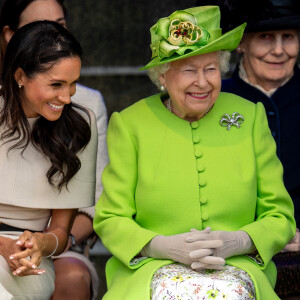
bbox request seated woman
[0,21,97,300]
[0,1,109,296]
[93,6,295,300]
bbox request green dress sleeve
[93,112,157,268]
[241,102,296,268]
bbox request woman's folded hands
[187,228,255,270]
[141,227,255,271]
[8,231,46,276]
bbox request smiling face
[240,30,300,91]
[15,56,81,121]
[159,52,221,122]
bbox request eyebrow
[46,71,80,83]
[56,17,66,23]
[49,78,79,84]
[181,62,218,68]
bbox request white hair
[147,50,231,90]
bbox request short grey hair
[147,50,231,90]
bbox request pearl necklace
[165,98,213,120]
[166,98,172,112]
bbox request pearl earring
[160,85,165,91]
[18,83,22,88]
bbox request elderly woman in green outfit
[94,6,295,300]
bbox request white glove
[187,229,255,260]
[282,228,300,252]
[141,227,225,269]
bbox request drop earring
[160,85,165,91]
[18,83,22,88]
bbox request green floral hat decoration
[141,6,246,70]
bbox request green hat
[141,6,246,70]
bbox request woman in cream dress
[0,21,97,300]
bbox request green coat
[94,92,295,299]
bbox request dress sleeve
[240,102,296,268]
[79,93,109,218]
[92,92,109,202]
[93,112,157,268]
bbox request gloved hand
[141,227,225,269]
[282,228,300,252]
[190,251,225,271]
[187,229,255,260]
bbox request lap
[0,255,55,300]
[151,264,256,300]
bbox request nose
[58,86,73,104]
[194,71,208,88]
[58,93,71,104]
[271,36,284,55]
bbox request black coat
[222,65,300,225]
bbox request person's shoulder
[72,83,106,112]
[219,91,256,108]
[221,65,245,94]
[218,92,258,120]
[73,104,96,124]
[222,77,235,86]
[74,83,103,100]
[109,94,160,130]
[119,93,159,117]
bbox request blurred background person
[195,0,300,298]
[0,20,97,299]
[0,0,109,299]
[94,6,295,300]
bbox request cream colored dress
[0,110,97,299]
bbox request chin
[43,113,62,122]
[267,74,289,84]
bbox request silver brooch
[220,113,244,130]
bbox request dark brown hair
[0,20,91,191]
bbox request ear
[3,25,15,44]
[236,45,242,53]
[238,34,250,53]
[235,40,246,53]
[14,68,26,86]
[159,73,166,88]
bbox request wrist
[238,231,255,254]
[44,232,59,257]
[141,235,164,258]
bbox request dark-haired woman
[0,20,97,300]
[0,1,109,299]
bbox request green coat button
[202,213,208,221]
[200,196,207,204]
[194,147,202,157]
[193,136,200,143]
[197,161,205,172]
[198,178,206,186]
[190,121,199,129]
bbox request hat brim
[245,15,300,32]
[141,22,246,70]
